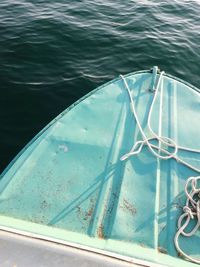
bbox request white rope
[174,176,200,264]
[120,72,179,161]
[119,73,200,172]
[119,72,200,263]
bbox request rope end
[120,154,128,161]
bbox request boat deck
[0,70,200,266]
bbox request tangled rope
[174,176,200,263]
[120,70,200,263]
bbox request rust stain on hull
[122,199,136,215]
[98,223,105,239]
[158,246,168,254]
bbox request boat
[0,66,200,266]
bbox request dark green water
[0,0,200,172]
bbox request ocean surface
[0,0,200,172]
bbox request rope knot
[183,206,194,219]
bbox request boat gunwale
[0,223,169,267]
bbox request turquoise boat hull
[0,68,200,266]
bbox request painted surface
[0,70,199,266]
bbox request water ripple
[0,0,200,171]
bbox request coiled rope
[120,71,200,263]
[174,176,200,264]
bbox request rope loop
[119,73,200,172]
[119,71,200,263]
[183,206,194,219]
[175,176,200,263]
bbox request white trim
[0,226,166,267]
